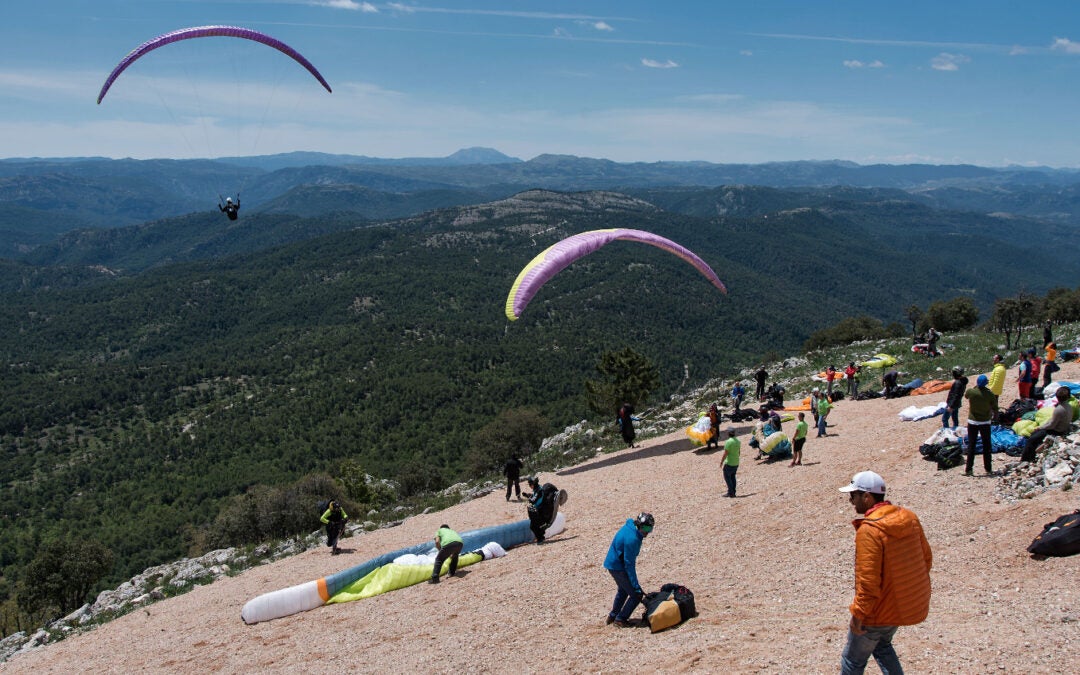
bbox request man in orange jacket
[838,471,932,675]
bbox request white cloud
[641,58,679,69]
[1050,37,1080,54]
[311,0,377,10]
[387,2,416,13]
[930,53,969,71]
[739,50,753,56]
[553,27,571,38]
[843,59,885,69]
[1009,45,1027,56]
[592,21,614,32]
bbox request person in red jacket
[838,471,932,675]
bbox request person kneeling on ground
[603,512,653,627]
[320,500,349,555]
[430,524,464,584]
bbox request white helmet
[226,197,233,204]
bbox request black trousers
[326,521,344,548]
[966,423,994,473]
[723,464,738,497]
[432,541,463,580]
[529,509,553,541]
[1022,428,1062,463]
[505,476,520,500]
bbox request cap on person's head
[977,374,989,387]
[812,387,819,393]
[838,471,886,495]
[726,426,736,436]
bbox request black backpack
[1027,510,1080,558]
[317,499,331,514]
[660,583,697,619]
[999,398,1037,426]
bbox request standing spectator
[964,375,999,476]
[790,412,808,467]
[987,354,1007,405]
[603,512,654,627]
[882,370,900,399]
[754,366,768,401]
[926,327,941,357]
[616,403,638,448]
[816,392,832,437]
[942,367,968,430]
[429,524,464,584]
[826,365,838,397]
[503,455,524,502]
[811,388,821,426]
[319,500,349,555]
[731,381,746,415]
[1043,342,1059,387]
[838,471,932,675]
[1029,349,1042,397]
[720,427,740,498]
[1021,387,1074,462]
[1044,320,1053,348]
[1017,351,1033,400]
[845,362,860,400]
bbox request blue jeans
[817,415,828,436]
[607,568,642,622]
[941,406,958,428]
[840,625,902,675]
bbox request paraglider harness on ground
[998,398,1038,426]
[729,408,758,422]
[642,583,696,632]
[1027,510,1080,558]
[764,383,786,410]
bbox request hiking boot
[964,470,974,476]
[613,619,638,628]
[605,615,616,625]
[428,577,439,584]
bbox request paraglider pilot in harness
[219,194,240,220]
[320,500,349,555]
[524,476,559,544]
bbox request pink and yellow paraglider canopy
[504,228,727,321]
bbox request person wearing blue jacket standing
[603,512,654,627]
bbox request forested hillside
[1,187,1079,606]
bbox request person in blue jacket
[603,512,654,627]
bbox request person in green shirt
[816,393,833,437]
[720,427,740,498]
[964,375,999,476]
[430,524,464,584]
[791,412,809,466]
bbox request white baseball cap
[838,471,886,494]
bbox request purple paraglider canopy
[97,25,332,104]
[505,228,727,321]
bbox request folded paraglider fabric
[898,402,946,422]
[909,380,952,396]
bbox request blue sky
[5,1,1080,165]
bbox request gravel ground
[4,363,1079,674]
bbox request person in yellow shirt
[987,354,1007,405]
